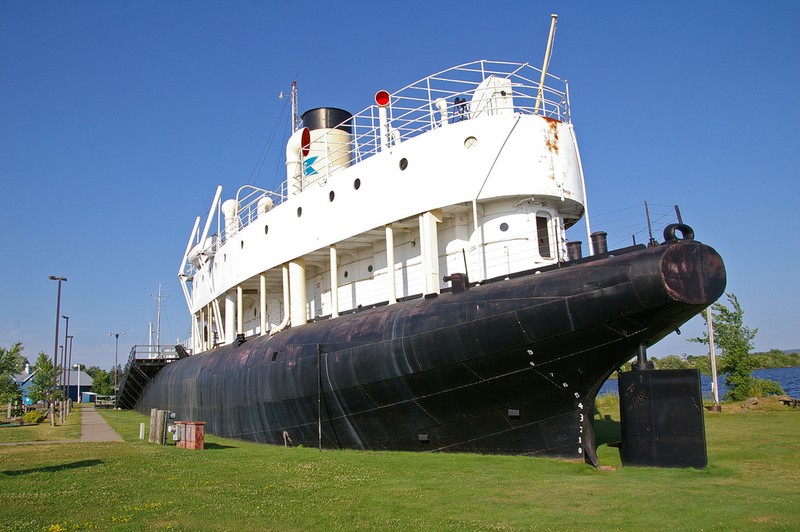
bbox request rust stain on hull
[543,116,560,155]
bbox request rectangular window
[536,216,551,258]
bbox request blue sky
[2,1,798,369]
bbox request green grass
[0,407,81,443]
[1,400,798,531]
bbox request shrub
[749,378,785,397]
[23,409,46,424]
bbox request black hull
[135,238,725,464]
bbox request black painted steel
[133,238,725,464]
[618,369,707,468]
[301,107,353,133]
[590,231,608,255]
[566,241,582,261]
[116,358,170,410]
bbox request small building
[65,369,93,402]
[13,363,36,405]
[81,391,98,403]
[12,365,94,404]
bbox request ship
[120,40,726,465]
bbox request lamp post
[48,275,67,427]
[67,336,74,371]
[707,307,721,411]
[53,345,64,425]
[73,364,82,403]
[66,335,73,414]
[109,330,125,398]
[61,315,69,423]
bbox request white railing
[214,184,287,245]
[190,60,570,261]
[235,185,286,231]
[127,344,181,361]
[334,59,570,168]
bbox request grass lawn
[0,407,81,444]
[1,399,798,530]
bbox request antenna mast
[291,81,299,133]
[151,283,170,353]
[534,14,558,114]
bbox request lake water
[598,366,800,399]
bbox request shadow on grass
[593,414,621,447]
[3,459,104,476]
[161,442,237,450]
[199,442,237,450]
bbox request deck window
[536,215,552,258]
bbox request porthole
[367,265,373,273]
[297,207,303,217]
[344,271,349,278]
[264,225,269,235]
[399,158,408,171]
[464,136,478,149]
[500,222,509,232]
[353,178,361,190]
[329,190,335,202]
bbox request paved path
[80,404,124,442]
[0,404,123,446]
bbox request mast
[280,80,300,133]
[291,80,299,133]
[534,14,558,114]
[151,283,169,354]
[156,284,162,351]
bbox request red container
[175,421,206,450]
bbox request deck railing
[291,60,569,193]
[197,60,570,260]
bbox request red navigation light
[375,90,390,107]
[300,127,311,157]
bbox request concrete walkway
[0,404,123,446]
[80,404,124,442]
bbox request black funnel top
[302,107,352,134]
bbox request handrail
[181,60,571,277]
[303,59,569,187]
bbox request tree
[0,342,25,404]
[28,352,59,404]
[653,355,690,370]
[691,293,783,400]
[685,354,711,375]
[85,366,112,396]
[752,349,800,368]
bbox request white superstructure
[178,60,587,354]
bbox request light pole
[109,330,125,398]
[48,275,67,427]
[61,315,69,423]
[58,346,63,424]
[66,335,74,414]
[73,364,82,403]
